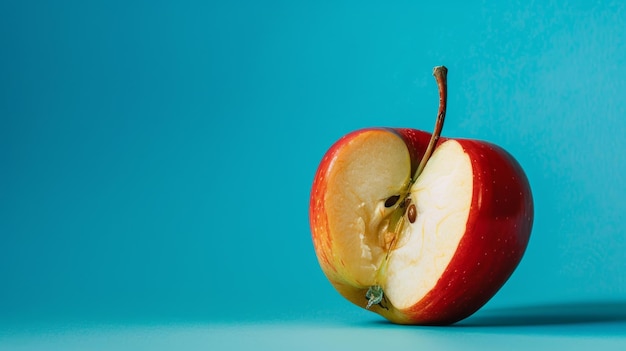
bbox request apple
[309,66,533,325]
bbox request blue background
[1,1,625,349]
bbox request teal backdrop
[1,1,625,349]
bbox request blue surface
[1,1,626,349]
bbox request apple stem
[413,66,448,181]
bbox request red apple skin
[310,128,533,325]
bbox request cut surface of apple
[319,128,472,310]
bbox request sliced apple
[310,66,533,325]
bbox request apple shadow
[458,300,626,327]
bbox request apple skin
[309,127,533,325]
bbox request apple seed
[384,195,401,208]
[408,204,417,223]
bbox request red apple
[309,66,533,325]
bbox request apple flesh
[309,127,533,325]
